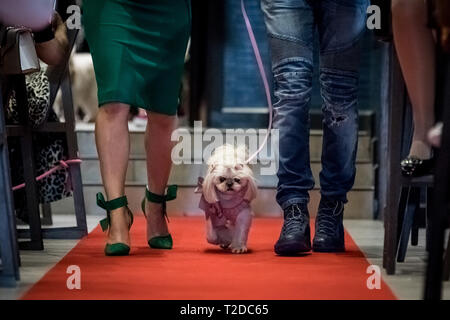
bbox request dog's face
[211,163,249,194]
[203,145,257,203]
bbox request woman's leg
[392,0,436,159]
[95,103,131,246]
[145,111,177,240]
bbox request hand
[35,12,69,65]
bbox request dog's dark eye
[234,178,241,184]
[219,177,226,183]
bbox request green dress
[82,0,191,115]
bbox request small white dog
[196,144,257,253]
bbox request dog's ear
[203,172,219,203]
[244,176,258,202]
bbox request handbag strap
[1,28,24,58]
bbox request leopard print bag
[6,68,73,222]
[7,68,51,127]
[35,138,73,203]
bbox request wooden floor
[1,216,449,300]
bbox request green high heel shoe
[141,185,177,249]
[97,193,134,256]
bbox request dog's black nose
[226,182,233,188]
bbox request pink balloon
[0,0,55,31]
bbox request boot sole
[274,241,311,256]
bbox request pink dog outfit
[196,177,250,228]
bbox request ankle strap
[145,185,177,203]
[143,185,177,223]
[96,193,128,211]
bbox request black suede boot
[274,203,311,255]
[313,198,345,252]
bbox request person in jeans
[261,0,369,255]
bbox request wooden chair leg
[397,187,420,262]
[443,233,450,281]
[425,188,447,299]
[425,187,434,252]
[60,71,87,236]
[384,182,401,274]
[40,203,53,226]
[411,227,419,246]
[424,53,450,300]
[13,75,43,251]
[383,44,407,275]
[396,186,409,241]
[410,192,425,247]
[0,82,20,286]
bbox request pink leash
[12,159,82,191]
[241,0,274,164]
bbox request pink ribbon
[241,0,274,164]
[12,158,82,191]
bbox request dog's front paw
[231,245,248,254]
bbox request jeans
[261,0,369,209]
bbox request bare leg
[145,111,177,241]
[95,103,131,246]
[392,0,436,159]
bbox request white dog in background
[54,52,98,122]
[196,144,257,253]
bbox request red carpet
[22,216,396,300]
